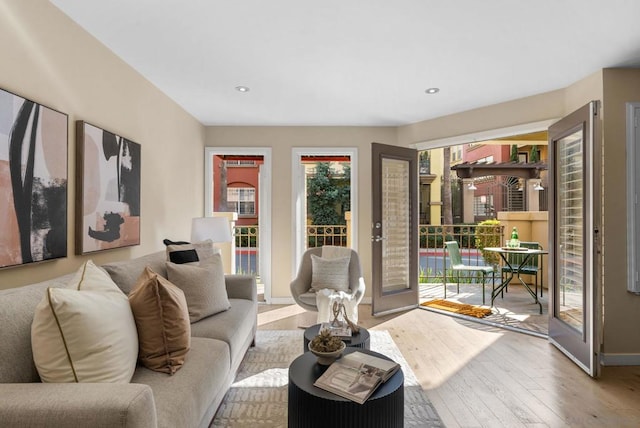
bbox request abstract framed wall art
[76,121,140,254]
[0,88,68,269]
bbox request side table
[303,324,370,353]
[288,348,404,428]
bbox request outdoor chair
[444,241,495,305]
[501,241,544,297]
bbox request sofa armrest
[225,274,257,302]
[0,383,157,428]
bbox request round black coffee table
[288,348,404,428]
[303,324,370,353]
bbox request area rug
[210,329,443,427]
[421,298,493,318]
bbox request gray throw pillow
[310,254,350,293]
[166,253,230,322]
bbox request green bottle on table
[510,227,519,248]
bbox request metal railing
[234,226,259,275]
[419,224,504,284]
[234,223,503,285]
[306,225,348,248]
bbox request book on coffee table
[313,351,400,404]
[319,322,352,339]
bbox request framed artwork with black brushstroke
[76,121,140,254]
[0,88,68,269]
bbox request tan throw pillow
[310,254,351,293]
[31,260,139,383]
[129,267,191,374]
[166,253,230,323]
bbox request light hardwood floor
[257,304,640,427]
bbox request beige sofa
[0,251,257,428]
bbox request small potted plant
[308,328,346,365]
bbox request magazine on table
[319,322,352,339]
[313,351,400,404]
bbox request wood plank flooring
[258,304,640,427]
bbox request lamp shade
[191,217,232,243]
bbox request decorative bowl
[308,340,346,365]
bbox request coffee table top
[289,347,404,402]
[304,323,370,348]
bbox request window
[474,195,494,217]
[227,187,255,215]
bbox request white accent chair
[290,247,366,312]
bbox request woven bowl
[308,340,346,365]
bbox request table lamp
[190,217,233,243]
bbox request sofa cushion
[190,298,256,364]
[0,275,73,383]
[31,260,138,383]
[128,267,191,374]
[166,254,230,323]
[131,337,231,428]
[310,254,350,292]
[102,251,167,295]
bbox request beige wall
[205,126,397,300]
[601,69,640,355]
[0,1,205,289]
[397,89,566,147]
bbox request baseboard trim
[269,297,295,305]
[601,353,640,366]
[268,296,373,305]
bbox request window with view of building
[227,187,255,215]
[474,194,494,217]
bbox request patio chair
[501,241,544,297]
[444,241,495,305]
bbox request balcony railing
[234,226,259,275]
[234,223,503,285]
[419,224,503,284]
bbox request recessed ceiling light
[235,86,250,92]
[425,87,440,94]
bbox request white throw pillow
[310,254,351,293]
[31,260,139,383]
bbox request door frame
[291,147,358,273]
[205,147,272,303]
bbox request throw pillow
[31,260,139,383]
[129,267,191,374]
[310,254,351,293]
[166,253,230,322]
[165,239,219,264]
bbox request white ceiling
[50,0,640,127]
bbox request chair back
[445,241,464,268]
[521,242,542,268]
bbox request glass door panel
[556,130,584,333]
[382,158,411,293]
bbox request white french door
[548,102,602,377]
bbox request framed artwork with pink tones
[0,88,68,269]
[76,121,140,254]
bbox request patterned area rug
[211,329,443,427]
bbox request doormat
[420,299,493,318]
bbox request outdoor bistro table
[484,247,548,314]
